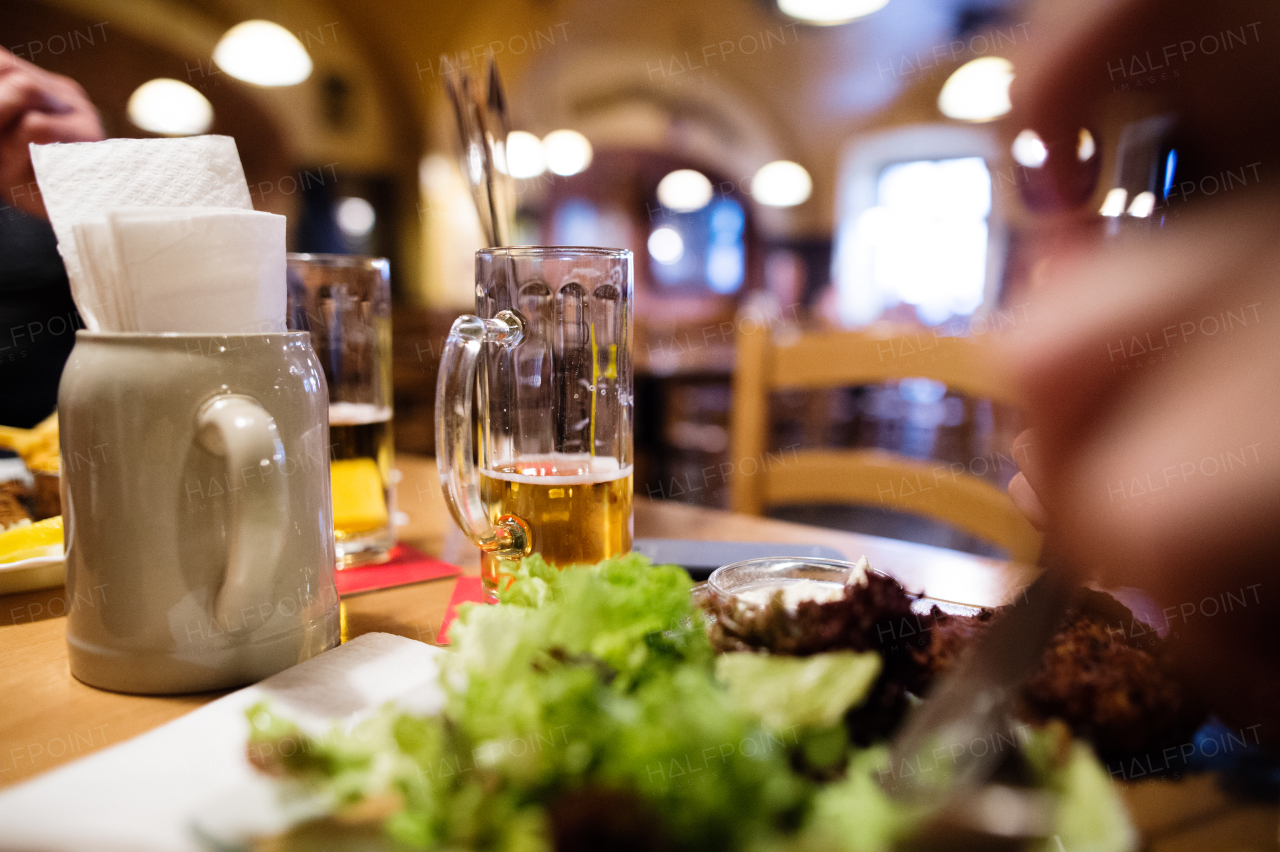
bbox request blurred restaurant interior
[7,1,1280,846]
[4,0,1156,558]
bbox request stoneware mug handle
[195,394,289,628]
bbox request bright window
[832,124,1003,329]
[845,156,991,325]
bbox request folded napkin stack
[29,135,286,333]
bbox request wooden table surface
[1,456,1275,849]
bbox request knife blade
[881,558,1077,804]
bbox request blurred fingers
[1007,472,1048,532]
[18,107,103,147]
[1010,429,1045,487]
[1002,200,1278,482]
[1052,315,1280,602]
[0,71,58,131]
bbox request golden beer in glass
[437,248,634,601]
[328,402,395,552]
[478,454,633,597]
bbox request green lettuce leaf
[716,651,882,731]
[802,747,925,852]
[1025,723,1138,852]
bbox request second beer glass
[287,253,395,567]
[437,247,633,601]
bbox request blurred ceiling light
[336,196,376,237]
[777,0,890,25]
[648,227,684,264]
[506,131,547,178]
[1099,188,1128,217]
[214,20,312,86]
[1011,129,1048,168]
[657,169,713,212]
[1127,190,1155,218]
[938,57,1014,122]
[543,129,593,176]
[1077,128,1097,161]
[750,160,812,207]
[126,78,214,136]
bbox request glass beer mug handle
[195,394,290,627]
[435,310,530,559]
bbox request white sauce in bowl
[734,578,848,611]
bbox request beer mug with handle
[436,247,634,602]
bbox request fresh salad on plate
[242,555,1137,852]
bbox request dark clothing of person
[0,204,81,428]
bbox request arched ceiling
[424,0,1024,234]
[20,0,1021,241]
[36,0,419,172]
[321,0,1022,237]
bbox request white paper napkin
[68,217,125,331]
[105,206,287,333]
[0,633,446,852]
[29,135,255,331]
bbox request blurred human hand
[1001,0,1280,739]
[0,47,103,219]
[1002,199,1280,734]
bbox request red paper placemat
[334,544,462,597]
[437,576,486,645]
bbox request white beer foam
[484,453,631,485]
[329,402,393,426]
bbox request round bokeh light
[938,57,1014,122]
[648,227,684,264]
[127,78,214,136]
[543,129,593,176]
[506,131,547,179]
[657,169,714,212]
[214,20,313,86]
[750,160,812,207]
[336,197,376,237]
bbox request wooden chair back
[729,323,1041,564]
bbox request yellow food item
[0,516,63,564]
[330,459,388,534]
[26,455,60,473]
[0,412,60,472]
[0,425,27,450]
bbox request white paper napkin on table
[0,633,446,852]
[29,135,285,333]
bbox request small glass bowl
[701,556,880,650]
[707,556,878,602]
